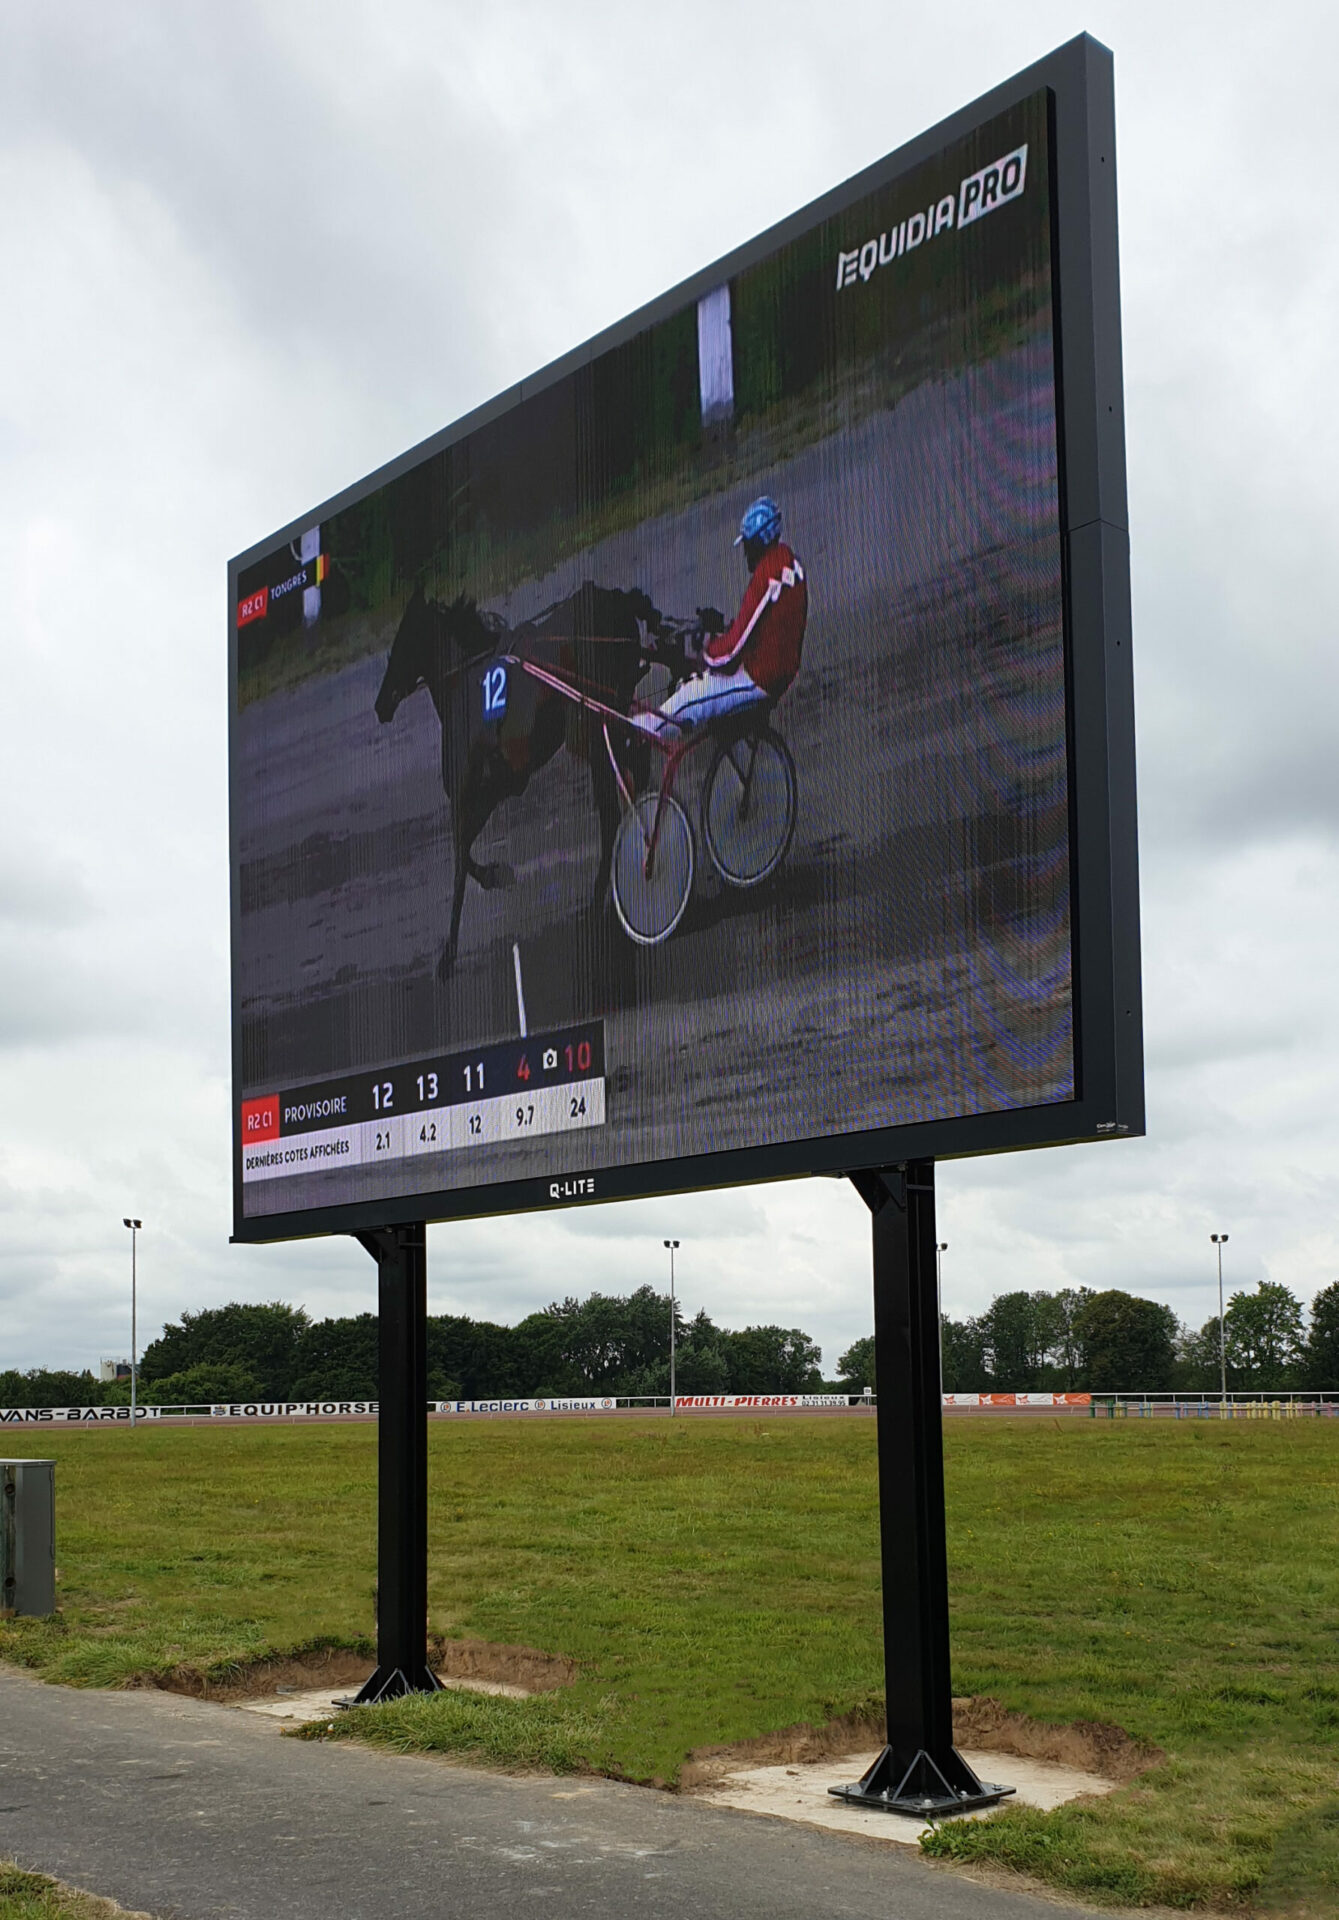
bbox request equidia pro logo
[834,144,1028,290]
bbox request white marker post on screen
[513,941,528,1039]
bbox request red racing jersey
[704,541,808,697]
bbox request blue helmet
[734,495,782,549]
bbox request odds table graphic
[229,69,1140,1237]
[241,1025,605,1186]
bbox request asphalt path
[0,1668,1088,1920]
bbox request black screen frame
[228,32,1140,1245]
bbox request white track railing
[3,1389,1336,1425]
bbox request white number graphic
[482,664,508,718]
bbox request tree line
[0,1289,824,1408]
[835,1281,1339,1394]
[5,1278,1339,1409]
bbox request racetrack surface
[24,1404,1103,1430]
[237,335,1072,1219]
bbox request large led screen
[231,56,1140,1240]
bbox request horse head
[623,587,664,640]
[376,585,499,723]
[583,584,665,696]
[376,581,432,723]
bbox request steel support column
[351,1222,442,1705]
[830,1163,1012,1817]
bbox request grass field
[1,1417,1336,1912]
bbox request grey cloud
[2,4,557,430]
[1147,1018,1300,1074]
[0,851,96,929]
[0,944,149,1047]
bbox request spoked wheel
[611,792,695,946]
[701,728,797,887]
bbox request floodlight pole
[831,1164,1012,1818]
[122,1219,141,1428]
[935,1240,947,1365]
[664,1239,679,1414]
[352,1222,442,1703]
[1211,1233,1229,1402]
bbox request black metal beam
[831,1163,1012,1818]
[350,1223,442,1705]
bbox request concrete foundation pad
[694,1747,1116,1845]
[236,1672,530,1723]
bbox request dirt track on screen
[238,337,1071,1217]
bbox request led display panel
[230,37,1141,1241]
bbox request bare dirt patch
[680,1704,886,1788]
[431,1636,576,1694]
[127,1636,576,1705]
[950,1696,1163,1785]
[680,1695,1161,1791]
[126,1644,374,1703]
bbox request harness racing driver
[635,496,807,737]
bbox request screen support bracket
[830,1162,1013,1818]
[346,1222,443,1705]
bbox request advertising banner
[673,1394,858,1409]
[437,1398,617,1413]
[941,1392,1092,1407]
[0,1406,160,1424]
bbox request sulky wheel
[701,728,797,888]
[610,792,695,946]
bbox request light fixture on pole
[664,1240,680,1415]
[122,1219,142,1428]
[1210,1233,1229,1403]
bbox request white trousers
[633,665,768,739]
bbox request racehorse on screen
[374,582,659,978]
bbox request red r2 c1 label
[241,1096,279,1142]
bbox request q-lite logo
[835,143,1028,290]
[549,1177,596,1201]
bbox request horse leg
[438,839,472,982]
[467,756,521,890]
[438,758,518,979]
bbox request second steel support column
[830,1162,1011,1816]
[353,1222,442,1704]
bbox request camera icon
[542,1047,558,1071]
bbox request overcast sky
[2,1,1336,1378]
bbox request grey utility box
[1,1459,56,1616]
